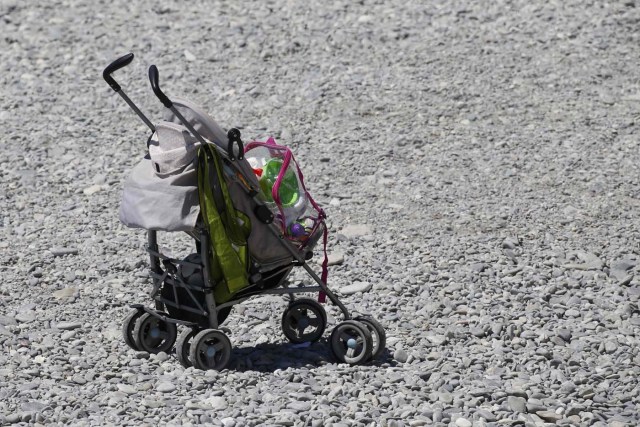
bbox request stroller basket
[104,53,385,370]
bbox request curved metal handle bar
[148,65,173,108]
[103,53,134,92]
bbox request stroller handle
[149,65,173,108]
[103,53,134,92]
[148,64,243,161]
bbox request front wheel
[330,320,373,365]
[281,298,327,344]
[355,316,386,361]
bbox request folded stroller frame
[103,53,386,370]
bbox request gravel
[1,0,640,425]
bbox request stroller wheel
[189,329,232,371]
[330,320,373,365]
[132,312,177,354]
[354,316,386,361]
[281,298,327,344]
[122,308,145,351]
[175,328,200,368]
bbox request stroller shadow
[222,339,396,373]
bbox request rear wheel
[189,329,232,371]
[132,312,177,354]
[175,328,200,368]
[122,308,145,351]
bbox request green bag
[197,144,251,303]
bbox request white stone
[53,288,76,299]
[340,224,372,238]
[327,252,345,266]
[184,50,196,61]
[205,396,228,411]
[340,281,372,295]
[83,184,104,195]
[156,382,176,393]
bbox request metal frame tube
[103,53,155,132]
[148,230,160,273]
[117,90,155,132]
[263,222,351,320]
[147,230,164,310]
[199,230,219,329]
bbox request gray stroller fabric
[225,171,294,271]
[149,121,201,175]
[119,97,295,269]
[119,115,204,232]
[119,155,200,231]
[119,99,219,232]
[163,98,228,150]
[161,99,294,270]
[163,99,263,182]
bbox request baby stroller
[102,53,385,370]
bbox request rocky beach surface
[1,0,639,425]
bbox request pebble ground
[1,0,639,426]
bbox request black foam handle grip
[103,53,134,92]
[148,65,172,108]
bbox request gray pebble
[206,396,228,411]
[5,414,20,424]
[156,382,176,393]
[340,224,372,238]
[340,281,372,295]
[455,418,472,427]
[557,329,572,342]
[0,315,17,326]
[327,253,345,266]
[508,396,527,413]
[604,341,618,354]
[475,409,496,422]
[536,411,563,423]
[393,348,409,363]
[14,312,36,323]
[61,330,76,341]
[117,384,137,395]
[56,322,82,330]
[53,288,76,299]
[50,247,79,257]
